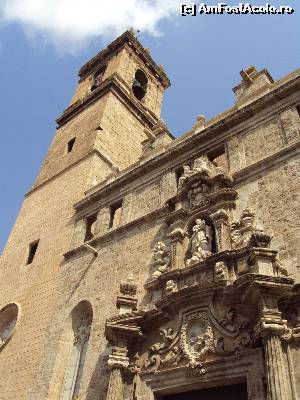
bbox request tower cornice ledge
[78,30,170,87]
[56,72,161,128]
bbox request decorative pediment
[169,155,234,212]
[140,303,255,376]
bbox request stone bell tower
[34,30,171,190]
[0,31,171,400]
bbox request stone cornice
[74,72,300,211]
[64,205,169,259]
[25,148,114,197]
[78,30,170,87]
[233,138,300,184]
[56,72,159,128]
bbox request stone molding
[56,72,159,128]
[78,30,170,85]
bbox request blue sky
[0,0,299,253]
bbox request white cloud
[0,0,179,54]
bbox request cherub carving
[151,241,170,278]
[165,280,177,295]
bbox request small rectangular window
[67,137,76,153]
[109,201,123,229]
[175,166,184,187]
[27,240,39,265]
[208,144,227,170]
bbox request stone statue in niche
[151,241,170,278]
[186,219,212,266]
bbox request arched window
[62,301,93,400]
[91,65,106,91]
[0,303,19,350]
[132,69,148,100]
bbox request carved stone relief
[214,261,229,281]
[230,208,259,248]
[180,313,214,375]
[142,305,254,376]
[151,241,171,278]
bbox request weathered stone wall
[0,157,105,400]
[94,92,149,171]
[34,98,107,188]
[32,217,166,400]
[71,46,164,118]
[226,104,300,278]
[234,154,300,278]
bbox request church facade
[1,30,300,400]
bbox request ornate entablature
[104,154,300,400]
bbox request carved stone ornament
[186,219,212,266]
[144,327,179,372]
[214,261,229,281]
[165,280,177,295]
[142,306,254,375]
[178,156,211,190]
[120,273,137,297]
[151,241,170,278]
[180,313,214,375]
[230,208,272,249]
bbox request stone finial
[120,273,137,297]
[240,66,257,84]
[193,114,206,133]
[233,66,274,106]
[117,274,138,314]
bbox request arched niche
[132,69,148,100]
[0,303,20,350]
[62,300,93,400]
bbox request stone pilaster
[70,218,86,248]
[210,209,230,251]
[255,317,292,400]
[106,345,129,400]
[168,225,186,269]
[94,206,110,236]
[263,334,291,400]
[106,368,124,400]
[254,300,293,400]
[160,170,178,205]
[245,275,295,400]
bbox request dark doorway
[161,383,247,400]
